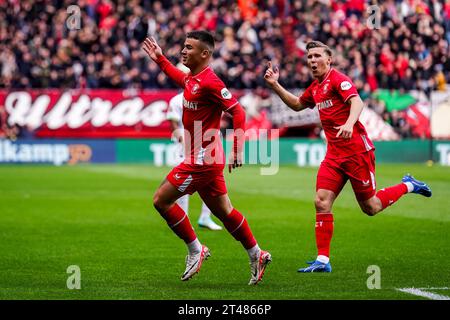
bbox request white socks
[247,244,260,260]
[317,255,330,264]
[403,182,414,193]
[199,203,211,221]
[187,238,202,255]
[177,195,189,215]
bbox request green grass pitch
[0,163,449,300]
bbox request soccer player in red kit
[264,41,432,272]
[142,31,271,284]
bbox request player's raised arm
[334,95,364,139]
[264,61,307,112]
[225,103,246,173]
[142,37,187,88]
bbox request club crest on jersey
[323,83,330,94]
[340,81,352,91]
[191,83,200,94]
[221,88,232,100]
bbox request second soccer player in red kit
[265,41,432,272]
[142,31,271,284]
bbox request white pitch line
[397,288,450,300]
[416,287,449,290]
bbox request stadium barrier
[0,139,115,165]
[3,89,449,141]
[1,138,449,166]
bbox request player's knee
[361,204,377,216]
[315,196,331,212]
[152,193,166,213]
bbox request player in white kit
[166,92,223,231]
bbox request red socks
[160,203,197,244]
[316,213,334,258]
[221,209,257,249]
[160,205,257,250]
[376,183,408,209]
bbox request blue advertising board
[0,139,116,165]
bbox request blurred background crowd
[0,0,449,139]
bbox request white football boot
[181,245,211,281]
[248,250,272,285]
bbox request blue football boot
[298,260,332,273]
[402,174,432,197]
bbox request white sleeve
[166,93,183,121]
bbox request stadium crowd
[0,0,449,139]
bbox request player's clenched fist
[264,61,279,87]
[142,37,163,61]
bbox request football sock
[160,203,197,244]
[221,208,257,249]
[404,182,414,193]
[376,183,408,209]
[316,213,334,260]
[316,255,330,264]
[187,238,202,255]
[247,244,261,260]
[199,203,211,221]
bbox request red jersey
[300,68,374,159]
[156,56,240,168]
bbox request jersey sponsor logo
[183,97,198,110]
[220,88,232,100]
[191,83,200,94]
[340,81,352,91]
[316,99,333,110]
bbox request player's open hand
[264,61,279,87]
[334,123,353,139]
[228,152,243,173]
[142,37,163,61]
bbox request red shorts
[316,151,376,201]
[166,163,227,198]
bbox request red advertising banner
[0,89,181,138]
